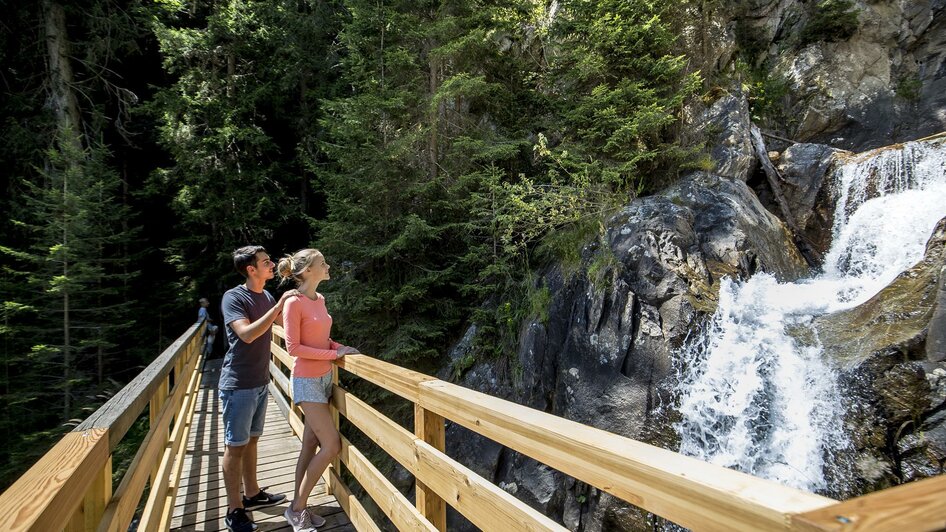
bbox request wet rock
[692,93,755,181]
[817,217,946,491]
[816,217,946,367]
[776,143,848,255]
[924,269,946,362]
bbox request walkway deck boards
[171,359,353,531]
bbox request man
[198,297,218,356]
[219,246,295,531]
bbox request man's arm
[229,290,297,344]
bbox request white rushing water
[674,139,946,493]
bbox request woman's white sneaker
[284,507,318,532]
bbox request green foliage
[535,218,602,279]
[588,244,620,290]
[318,0,699,371]
[0,0,702,488]
[896,75,922,102]
[547,0,702,193]
[747,71,791,124]
[149,0,341,300]
[800,0,860,46]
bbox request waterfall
[674,138,946,494]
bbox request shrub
[800,0,860,46]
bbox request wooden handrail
[0,321,206,532]
[327,353,835,531]
[5,319,941,532]
[790,475,946,531]
[268,325,943,532]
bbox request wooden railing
[2,319,944,531]
[269,326,946,532]
[0,321,207,532]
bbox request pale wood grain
[0,429,109,531]
[791,475,946,532]
[338,434,437,532]
[414,404,446,532]
[328,464,381,532]
[417,379,835,531]
[334,386,566,531]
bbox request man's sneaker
[225,507,257,532]
[243,487,287,509]
[284,506,318,532]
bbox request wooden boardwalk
[171,359,354,531]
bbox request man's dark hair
[233,245,267,278]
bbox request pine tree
[149,0,342,300]
[0,0,144,487]
[316,1,544,365]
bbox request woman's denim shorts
[292,372,334,405]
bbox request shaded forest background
[0,0,707,489]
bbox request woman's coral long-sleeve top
[282,294,340,378]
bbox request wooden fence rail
[0,321,206,532]
[2,319,944,531]
[269,326,946,532]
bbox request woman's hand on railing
[336,345,360,358]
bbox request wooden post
[149,376,168,483]
[325,365,341,496]
[414,404,446,531]
[64,456,112,531]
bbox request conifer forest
[0,0,833,492]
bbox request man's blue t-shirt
[219,285,275,390]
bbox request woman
[277,249,358,531]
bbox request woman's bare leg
[293,423,319,505]
[290,401,340,513]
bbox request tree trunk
[44,0,81,419]
[427,38,440,181]
[44,1,81,140]
[749,124,823,266]
[227,50,236,99]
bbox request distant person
[198,297,218,356]
[219,245,298,532]
[277,249,358,532]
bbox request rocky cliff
[438,2,946,530]
[684,0,946,150]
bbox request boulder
[691,93,756,181]
[816,217,946,490]
[776,142,848,255]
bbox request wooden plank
[414,405,446,531]
[790,475,946,532]
[170,357,353,531]
[139,344,204,531]
[149,376,169,483]
[97,349,204,532]
[338,435,437,532]
[270,360,292,401]
[65,456,112,532]
[271,341,293,370]
[333,386,565,531]
[327,464,381,532]
[0,429,109,532]
[335,354,435,403]
[329,366,340,494]
[417,379,835,531]
[77,322,203,452]
[159,353,206,531]
[269,381,304,437]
